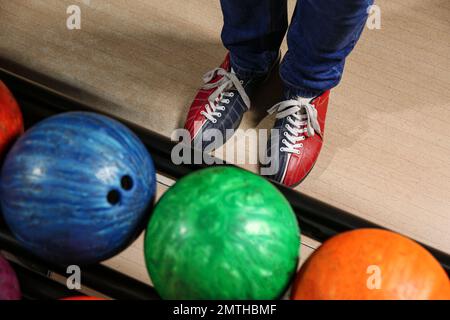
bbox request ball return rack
[0,64,449,300]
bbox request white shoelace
[200,68,250,124]
[267,97,321,154]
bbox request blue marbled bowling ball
[0,112,156,264]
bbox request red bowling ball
[0,255,21,300]
[0,80,24,159]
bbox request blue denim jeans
[220,0,374,98]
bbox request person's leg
[266,0,373,187]
[220,0,288,77]
[184,0,288,151]
[280,0,374,98]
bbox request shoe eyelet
[283,132,288,137]
[282,139,287,144]
[229,92,234,97]
[239,80,244,84]
[212,119,217,124]
[217,113,222,118]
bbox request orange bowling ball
[0,81,23,159]
[291,229,450,300]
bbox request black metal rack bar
[8,261,79,300]
[0,66,449,299]
[0,223,160,300]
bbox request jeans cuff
[229,52,278,79]
[281,77,323,99]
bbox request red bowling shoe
[265,91,330,187]
[184,53,277,151]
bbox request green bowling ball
[144,166,300,299]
